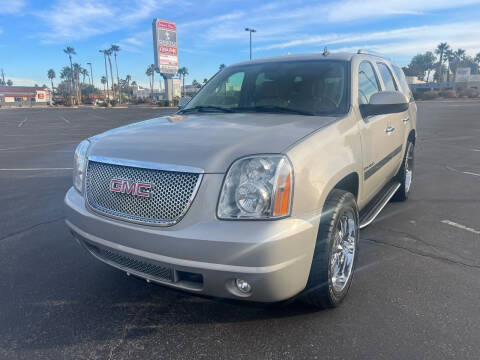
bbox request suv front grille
[85,160,201,225]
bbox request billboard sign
[153,19,178,75]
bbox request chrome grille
[86,160,201,225]
[86,242,173,282]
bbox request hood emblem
[109,179,152,198]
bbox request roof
[0,86,49,94]
[231,52,355,67]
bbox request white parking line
[0,168,73,171]
[59,116,71,124]
[18,117,28,127]
[472,149,480,152]
[463,171,480,177]
[441,220,480,235]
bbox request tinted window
[377,62,397,91]
[358,61,380,105]
[392,65,412,98]
[184,60,349,116]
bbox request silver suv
[65,50,416,308]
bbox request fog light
[235,279,252,294]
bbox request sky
[1,0,480,88]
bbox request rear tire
[393,141,414,201]
[301,189,359,309]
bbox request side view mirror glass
[360,91,408,118]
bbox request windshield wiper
[236,106,315,116]
[179,105,234,114]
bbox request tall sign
[152,19,178,75]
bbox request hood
[88,113,338,173]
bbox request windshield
[181,60,349,116]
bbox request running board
[359,181,401,229]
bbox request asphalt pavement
[0,102,479,359]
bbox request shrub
[439,90,456,98]
[413,91,439,100]
[457,88,479,98]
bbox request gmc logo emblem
[109,179,152,198]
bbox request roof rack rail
[357,49,390,60]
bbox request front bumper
[64,187,317,302]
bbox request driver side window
[358,61,380,105]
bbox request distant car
[65,50,417,308]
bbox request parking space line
[0,141,76,151]
[441,220,480,235]
[0,168,73,171]
[59,116,71,124]
[463,171,480,177]
[18,117,28,127]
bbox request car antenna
[323,46,329,56]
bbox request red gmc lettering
[109,179,151,198]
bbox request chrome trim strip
[359,182,401,229]
[84,158,204,227]
[88,155,204,174]
[364,145,402,180]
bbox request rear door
[375,61,407,177]
[357,61,395,201]
[392,64,416,143]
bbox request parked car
[65,50,417,308]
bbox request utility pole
[245,28,256,60]
[87,62,93,87]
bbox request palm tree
[6,79,13,86]
[177,67,189,96]
[105,49,115,100]
[101,76,107,94]
[47,69,56,97]
[80,68,89,84]
[99,50,110,99]
[455,48,466,61]
[110,44,121,102]
[434,42,449,82]
[146,64,156,99]
[475,53,480,73]
[219,64,226,71]
[125,74,131,99]
[203,78,208,86]
[444,49,454,82]
[192,79,201,88]
[72,63,82,103]
[63,46,76,104]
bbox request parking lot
[0,102,479,359]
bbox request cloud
[257,21,480,54]
[6,76,45,86]
[33,0,168,42]
[0,0,25,14]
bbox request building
[0,86,51,106]
[455,67,480,89]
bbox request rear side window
[358,61,380,105]
[392,65,412,98]
[376,62,397,91]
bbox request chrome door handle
[385,126,395,133]
[402,116,410,123]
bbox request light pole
[245,28,256,60]
[87,62,93,86]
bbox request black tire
[301,189,359,309]
[393,140,414,201]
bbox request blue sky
[1,0,480,88]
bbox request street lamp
[245,28,256,60]
[86,62,93,86]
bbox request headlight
[73,139,90,193]
[218,155,293,219]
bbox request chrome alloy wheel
[329,210,357,293]
[405,143,414,193]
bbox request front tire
[393,140,414,201]
[301,189,359,309]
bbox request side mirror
[360,91,408,118]
[178,96,192,109]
